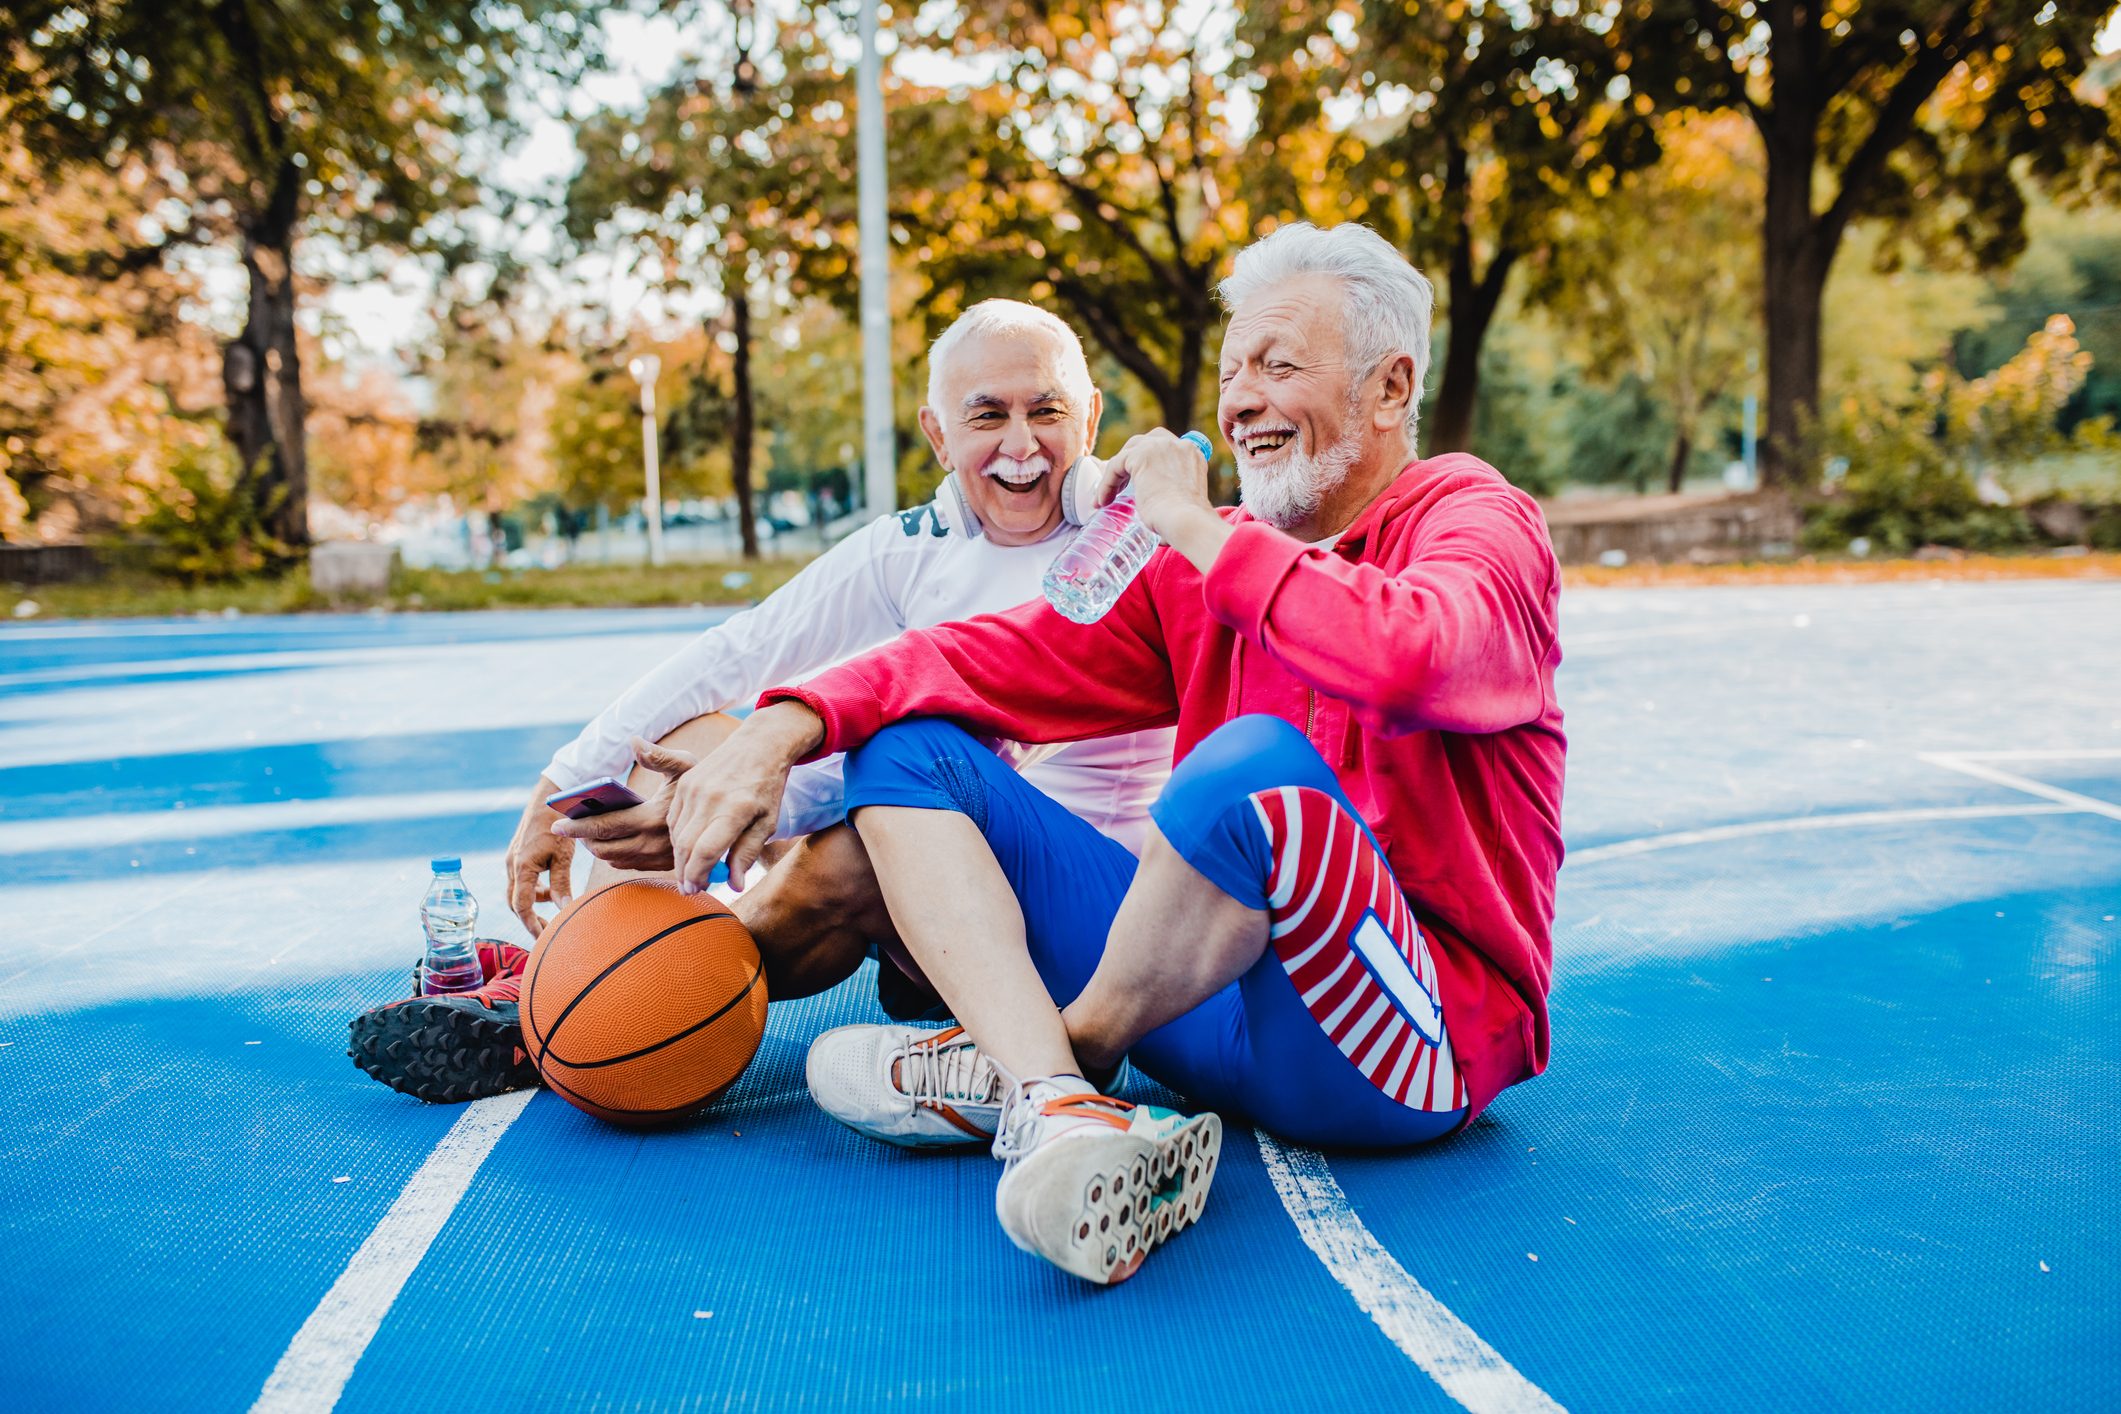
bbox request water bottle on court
[1042,430,1214,624]
[419,857,483,996]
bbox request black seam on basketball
[535,1055,742,1121]
[529,908,735,1069]
[542,956,764,1069]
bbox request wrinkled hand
[665,702,823,894]
[1099,428,1216,544]
[506,781,576,938]
[548,738,696,875]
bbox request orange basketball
[521,880,767,1127]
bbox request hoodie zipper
[1305,688,1317,738]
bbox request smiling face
[918,327,1103,545]
[1216,273,1375,531]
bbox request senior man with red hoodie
[645,222,1565,1285]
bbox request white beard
[1237,428,1362,530]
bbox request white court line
[1935,748,2121,762]
[1257,1132,1565,1413]
[0,788,525,855]
[0,648,404,689]
[1564,802,2080,868]
[250,1090,535,1414]
[1920,753,2121,824]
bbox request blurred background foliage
[0,0,2116,572]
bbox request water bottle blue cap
[431,856,462,874]
[1180,430,1213,460]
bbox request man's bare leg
[1061,825,1269,1074]
[851,806,1079,1082]
[583,713,896,999]
[729,824,896,998]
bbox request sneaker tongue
[895,1036,999,1105]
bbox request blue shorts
[841,715,1467,1148]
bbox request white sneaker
[992,1078,1222,1284]
[806,1023,1008,1148]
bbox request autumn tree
[1653,0,2120,483]
[569,8,857,559]
[1243,0,1668,453]
[0,93,217,541]
[1532,112,1762,491]
[913,0,1261,432]
[7,0,609,548]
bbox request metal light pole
[857,0,894,518]
[1741,349,1760,489]
[628,353,665,567]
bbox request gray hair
[1218,222,1434,434]
[925,299,1094,411]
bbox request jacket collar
[1331,459,1427,555]
[1224,458,1430,555]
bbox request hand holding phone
[545,776,647,820]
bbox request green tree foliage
[568,7,855,557]
[1955,197,2121,430]
[136,437,291,581]
[6,0,610,546]
[1244,0,1669,452]
[1648,0,2121,485]
[1532,112,1761,491]
[1808,315,2112,550]
[913,0,1262,430]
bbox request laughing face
[1217,273,1366,532]
[918,328,1103,546]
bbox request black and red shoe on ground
[347,940,538,1104]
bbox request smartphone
[546,776,646,820]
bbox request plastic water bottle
[1042,430,1213,624]
[419,857,483,996]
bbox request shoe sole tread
[1000,1111,1223,1284]
[347,999,538,1105]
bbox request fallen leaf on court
[693,1310,713,1319]
[1563,1216,1577,1225]
[331,1176,350,1184]
[2039,1261,2050,1272]
[1527,1253,1540,1262]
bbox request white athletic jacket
[543,505,1177,853]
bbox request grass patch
[2,556,817,621]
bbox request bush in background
[1805,316,2115,552]
[136,442,293,584]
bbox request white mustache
[983,454,1052,482]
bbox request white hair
[1217,222,1435,434]
[925,299,1094,411]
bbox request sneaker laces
[892,1026,1006,1110]
[991,1075,1133,1164]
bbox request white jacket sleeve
[543,516,917,793]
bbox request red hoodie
[764,454,1565,1121]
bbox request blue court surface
[2,583,2116,1412]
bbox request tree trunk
[1426,239,1516,456]
[1760,122,1829,488]
[1666,426,1693,495]
[1163,307,1234,500]
[729,284,759,561]
[1163,307,1204,432]
[221,156,308,549]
